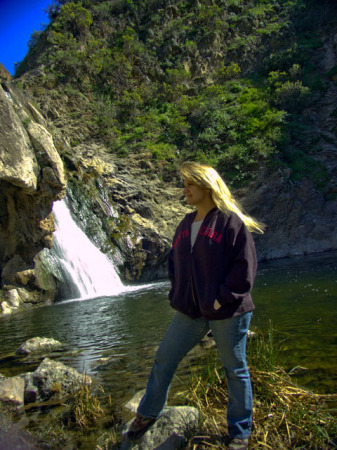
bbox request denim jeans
[137,311,253,439]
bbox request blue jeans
[137,311,253,439]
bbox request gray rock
[0,301,13,315]
[25,120,66,189]
[31,357,91,401]
[0,377,25,407]
[4,289,21,308]
[124,390,145,413]
[21,373,39,404]
[16,337,62,355]
[245,171,337,261]
[0,85,39,191]
[0,63,12,81]
[121,406,199,450]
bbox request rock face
[0,63,11,82]
[0,80,66,313]
[244,170,337,261]
[63,145,189,283]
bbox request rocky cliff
[250,24,337,259]
[0,67,66,313]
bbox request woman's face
[183,178,210,207]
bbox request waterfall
[52,199,126,300]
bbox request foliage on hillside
[16,0,335,187]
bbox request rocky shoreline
[0,338,91,410]
[0,337,204,449]
[1,333,335,449]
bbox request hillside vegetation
[15,0,336,189]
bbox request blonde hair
[180,161,265,234]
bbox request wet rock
[21,373,39,404]
[28,357,91,401]
[5,289,22,308]
[16,337,62,355]
[0,377,25,407]
[0,301,13,315]
[0,358,89,409]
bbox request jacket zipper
[191,276,197,305]
[190,245,197,305]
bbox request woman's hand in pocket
[213,299,221,310]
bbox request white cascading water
[52,199,125,299]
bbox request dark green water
[0,251,336,409]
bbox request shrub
[215,62,241,81]
[275,80,310,112]
[282,148,329,190]
[53,2,93,40]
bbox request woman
[129,161,264,450]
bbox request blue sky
[0,0,51,75]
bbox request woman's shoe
[228,437,249,450]
[128,414,156,436]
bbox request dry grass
[173,332,337,449]
[250,367,337,449]
[68,373,105,430]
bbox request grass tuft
[67,377,105,429]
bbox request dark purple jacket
[168,207,257,320]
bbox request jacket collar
[189,207,219,224]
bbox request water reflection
[252,251,337,395]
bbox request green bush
[53,2,93,39]
[275,80,310,112]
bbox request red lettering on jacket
[199,226,223,244]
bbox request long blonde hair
[180,161,265,234]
